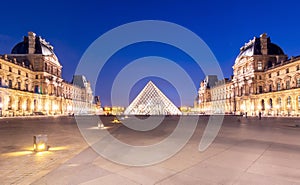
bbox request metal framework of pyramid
[124,81,182,115]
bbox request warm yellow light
[67,105,72,111]
[240,104,246,111]
[38,143,46,150]
[111,118,121,124]
[53,104,58,111]
[22,104,26,110]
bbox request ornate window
[297,78,300,88]
[278,97,282,107]
[258,86,263,93]
[277,82,281,91]
[287,96,291,106]
[286,81,290,89]
[258,61,262,70]
[8,80,12,88]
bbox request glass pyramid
[124,81,182,115]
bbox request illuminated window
[277,82,281,91]
[278,97,282,107]
[287,96,291,106]
[286,81,290,89]
[258,61,262,70]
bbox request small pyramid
[124,81,182,115]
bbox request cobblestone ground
[1,116,300,184]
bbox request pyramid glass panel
[124,81,182,115]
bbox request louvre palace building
[195,33,300,116]
[0,32,98,117]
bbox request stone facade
[0,32,97,116]
[195,33,300,116]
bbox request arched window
[261,99,265,111]
[278,97,282,108]
[287,96,291,106]
[269,98,273,109]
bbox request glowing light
[0,103,3,108]
[53,104,58,111]
[1,151,33,157]
[240,104,246,111]
[67,105,72,111]
[33,135,48,152]
[22,104,26,110]
[111,118,121,124]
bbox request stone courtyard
[1,115,300,184]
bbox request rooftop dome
[11,32,61,66]
[235,33,285,63]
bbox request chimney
[28,32,36,54]
[260,33,268,55]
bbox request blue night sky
[1,0,300,106]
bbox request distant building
[195,33,300,116]
[0,32,99,116]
